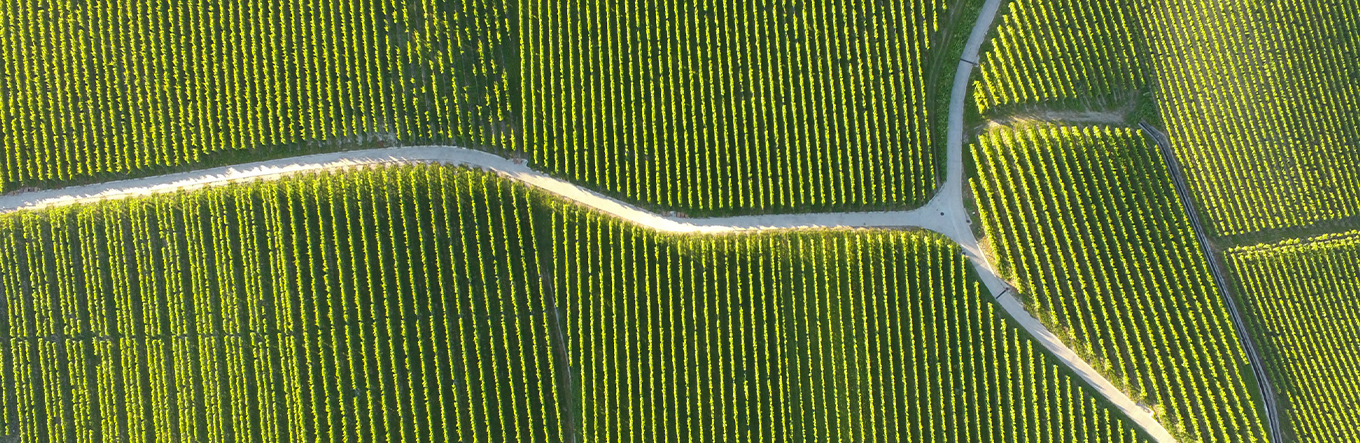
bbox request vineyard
[11,0,1360,441]
[1,0,987,216]
[1143,0,1360,237]
[968,125,1266,442]
[0,164,1152,442]
[0,0,516,190]
[968,0,1360,236]
[971,0,1148,117]
[522,0,969,215]
[0,166,561,442]
[1224,230,1360,443]
[545,210,1149,442]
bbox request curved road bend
[0,146,959,235]
[0,3,1175,441]
[937,0,1177,441]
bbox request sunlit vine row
[969,124,1266,443]
[1225,230,1360,443]
[522,0,949,215]
[0,0,515,190]
[0,165,559,442]
[0,164,1150,442]
[546,207,1149,442]
[972,0,1147,116]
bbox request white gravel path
[0,2,1177,441]
[0,146,958,235]
[945,1,1177,441]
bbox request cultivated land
[1143,0,1360,237]
[0,0,517,189]
[522,0,959,214]
[971,0,1149,119]
[1224,231,1360,443]
[7,0,1360,441]
[971,0,1360,239]
[0,0,1187,441]
[1,0,980,217]
[968,125,1265,443]
[0,164,1150,442]
[549,209,1147,442]
[968,0,1360,440]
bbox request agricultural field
[971,0,1149,118]
[968,0,1360,440]
[523,0,976,214]
[0,166,560,442]
[0,0,517,190]
[3,0,983,216]
[545,208,1148,442]
[969,0,1360,237]
[0,164,1152,442]
[968,125,1266,442]
[1224,231,1360,443]
[10,0,1360,441]
[1141,0,1360,237]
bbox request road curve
[0,145,1177,442]
[0,146,959,236]
[941,0,1178,441]
[0,2,1176,441]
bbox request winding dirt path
[0,146,957,235]
[0,1,1176,440]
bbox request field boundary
[0,1,1176,440]
[939,0,1174,439]
[1141,122,1282,443]
[0,139,1176,441]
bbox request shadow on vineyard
[1222,231,1360,443]
[5,0,1358,440]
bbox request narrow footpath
[0,2,1174,441]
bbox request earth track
[0,141,1176,443]
[0,1,1178,440]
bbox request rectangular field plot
[523,0,955,214]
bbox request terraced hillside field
[0,164,1150,443]
[969,125,1265,442]
[1224,231,1360,443]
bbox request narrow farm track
[1141,122,1283,443]
[945,1,1177,441]
[0,146,957,233]
[0,143,1175,442]
[0,2,1173,441]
